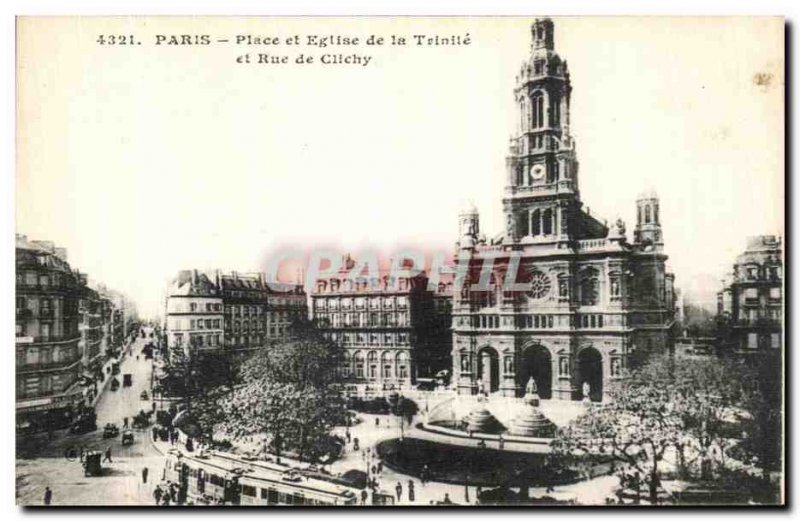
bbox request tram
[162,449,359,506]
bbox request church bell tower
[502,18,581,246]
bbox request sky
[16,16,784,317]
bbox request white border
[2,1,796,520]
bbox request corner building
[452,19,676,401]
[717,236,782,353]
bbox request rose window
[528,271,552,300]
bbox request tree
[734,351,782,473]
[553,353,783,504]
[551,363,682,504]
[160,342,240,439]
[219,320,347,462]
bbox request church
[451,18,676,402]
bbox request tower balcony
[505,179,576,197]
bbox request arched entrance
[517,345,552,399]
[577,347,603,402]
[477,347,499,394]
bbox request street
[16,328,163,506]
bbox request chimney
[192,269,198,285]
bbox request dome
[461,201,479,215]
[637,188,659,201]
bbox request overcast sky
[17,16,784,317]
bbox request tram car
[163,449,359,506]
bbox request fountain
[507,378,556,438]
[462,381,504,434]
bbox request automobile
[121,429,134,446]
[140,390,149,400]
[102,423,119,438]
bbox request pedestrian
[345,429,351,443]
[375,417,380,428]
[152,402,156,412]
[371,464,376,475]
[152,426,158,442]
[377,461,383,474]
[103,446,112,463]
[123,417,128,429]
[361,489,368,505]
[154,486,163,505]
[408,480,415,502]
[43,486,52,505]
[142,467,149,484]
[162,494,170,506]
[395,481,403,501]
[442,493,452,504]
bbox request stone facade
[165,269,307,356]
[717,235,783,353]
[451,19,676,402]
[15,235,133,430]
[311,256,452,390]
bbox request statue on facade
[582,381,591,401]
[506,213,515,240]
[615,218,626,236]
[611,358,621,377]
[559,357,569,376]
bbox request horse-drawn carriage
[83,451,103,477]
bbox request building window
[771,333,781,349]
[542,209,553,235]
[190,303,197,312]
[532,93,544,129]
[744,288,758,301]
[531,209,541,236]
[747,333,758,349]
[367,351,377,379]
[645,205,651,224]
[580,269,599,306]
[769,287,781,300]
